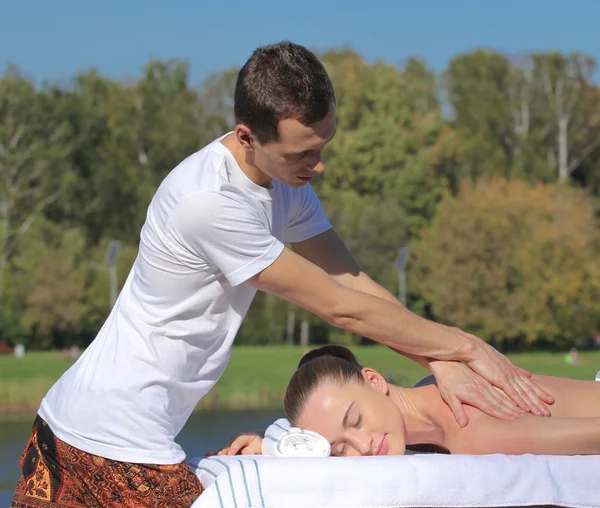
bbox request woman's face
[295,369,407,457]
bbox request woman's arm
[205,433,264,456]
[453,413,600,455]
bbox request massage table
[190,441,600,507]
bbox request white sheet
[189,453,600,508]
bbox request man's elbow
[327,312,361,331]
[321,296,363,332]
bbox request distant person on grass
[12,41,553,508]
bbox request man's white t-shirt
[38,134,332,464]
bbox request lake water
[0,408,283,506]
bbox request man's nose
[312,159,325,174]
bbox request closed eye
[285,150,310,160]
[354,414,362,428]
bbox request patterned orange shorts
[11,415,204,508]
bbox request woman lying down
[218,345,600,457]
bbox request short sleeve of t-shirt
[285,184,332,243]
[167,190,285,287]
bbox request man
[12,41,553,507]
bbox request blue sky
[1,0,599,86]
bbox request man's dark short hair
[234,41,335,144]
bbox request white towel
[261,418,331,457]
[189,453,600,508]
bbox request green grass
[0,351,75,418]
[1,347,599,419]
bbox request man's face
[252,105,337,187]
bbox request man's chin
[289,179,310,188]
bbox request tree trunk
[300,320,310,348]
[0,200,11,297]
[558,116,569,183]
[286,309,295,346]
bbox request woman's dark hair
[234,41,336,144]
[284,345,363,426]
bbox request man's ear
[362,367,389,395]
[235,125,254,150]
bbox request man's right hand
[458,329,555,416]
[428,360,527,427]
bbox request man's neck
[220,133,272,188]
[389,385,447,448]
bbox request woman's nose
[350,431,373,455]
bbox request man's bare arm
[286,229,553,418]
[248,246,475,361]
[292,229,433,368]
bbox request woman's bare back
[530,374,600,418]
[419,374,600,455]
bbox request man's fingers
[515,376,551,416]
[444,393,469,428]
[468,388,521,420]
[495,353,552,412]
[527,377,555,405]
[507,375,551,416]
[517,367,532,377]
[497,374,533,413]
[465,358,525,410]
[485,387,525,419]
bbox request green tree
[0,68,73,299]
[318,50,461,236]
[531,52,600,184]
[10,220,87,348]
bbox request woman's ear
[362,368,389,395]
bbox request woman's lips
[376,434,388,455]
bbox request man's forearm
[332,271,457,367]
[252,247,476,362]
[289,231,476,362]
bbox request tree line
[1,48,599,351]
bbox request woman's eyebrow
[342,401,356,427]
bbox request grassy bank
[1,346,599,419]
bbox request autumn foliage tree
[413,178,600,349]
